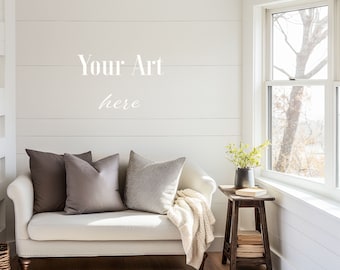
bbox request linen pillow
[64,153,126,214]
[26,149,92,213]
[125,151,185,214]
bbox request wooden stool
[219,186,275,270]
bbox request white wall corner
[242,1,266,147]
[4,0,16,242]
[4,0,16,181]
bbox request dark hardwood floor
[10,253,266,270]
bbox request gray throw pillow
[64,153,126,214]
[125,151,185,214]
[26,149,92,213]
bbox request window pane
[272,6,328,80]
[269,85,325,181]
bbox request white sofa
[7,162,216,270]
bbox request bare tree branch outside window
[270,6,327,179]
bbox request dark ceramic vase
[234,168,255,188]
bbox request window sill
[256,176,340,223]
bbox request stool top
[218,185,275,201]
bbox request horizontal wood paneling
[16,21,241,66]
[17,134,238,201]
[17,135,232,158]
[265,193,340,270]
[0,43,4,56]
[16,0,241,22]
[17,135,237,182]
[0,116,4,137]
[0,0,7,241]
[0,57,4,85]
[17,119,239,137]
[257,181,340,269]
[0,0,3,22]
[0,22,3,55]
[16,66,240,118]
[0,22,3,39]
[0,138,4,158]
[0,88,4,115]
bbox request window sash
[263,1,338,196]
[266,82,327,180]
[265,1,330,82]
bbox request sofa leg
[199,252,208,270]
[19,258,31,270]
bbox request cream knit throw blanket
[167,189,215,269]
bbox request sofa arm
[7,174,34,240]
[179,162,217,206]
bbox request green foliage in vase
[225,140,270,168]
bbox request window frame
[251,0,340,201]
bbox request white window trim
[243,0,340,202]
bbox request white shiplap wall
[1,0,16,242]
[14,0,242,245]
[0,0,5,241]
[260,181,340,270]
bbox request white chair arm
[179,162,217,206]
[7,174,34,240]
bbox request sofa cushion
[64,153,126,214]
[125,151,185,214]
[26,149,92,213]
[27,210,181,241]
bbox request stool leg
[230,201,239,270]
[259,201,272,270]
[222,199,233,264]
[255,207,261,232]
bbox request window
[263,1,340,195]
[241,0,340,200]
[268,84,325,182]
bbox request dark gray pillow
[26,149,92,213]
[64,153,126,214]
[125,151,185,214]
